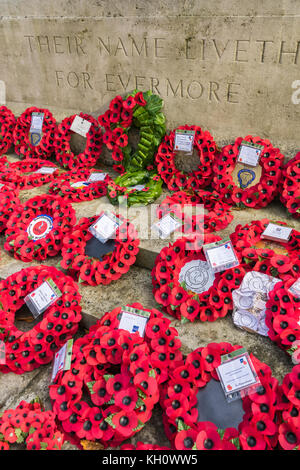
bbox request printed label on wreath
[289,278,300,299]
[25,277,62,318]
[261,223,293,243]
[118,306,151,338]
[179,259,215,294]
[87,172,108,182]
[216,347,261,403]
[29,112,44,146]
[203,237,239,273]
[128,184,146,191]
[152,213,182,239]
[34,166,57,175]
[88,211,120,244]
[70,181,90,189]
[0,339,6,365]
[237,141,264,167]
[70,115,92,138]
[27,215,53,240]
[232,271,280,336]
[51,339,73,382]
[174,129,195,154]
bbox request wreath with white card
[4,194,76,262]
[54,113,103,170]
[13,107,57,160]
[230,219,300,280]
[60,211,140,286]
[160,342,280,450]
[151,234,246,323]
[155,125,217,192]
[95,303,183,385]
[0,265,82,374]
[49,318,159,448]
[212,135,284,209]
[0,159,60,190]
[48,168,111,202]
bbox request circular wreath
[155,125,217,192]
[54,113,103,170]
[151,234,246,323]
[277,364,300,449]
[0,399,65,450]
[280,153,300,218]
[0,106,16,155]
[0,189,20,233]
[99,90,166,174]
[49,321,159,448]
[13,107,57,160]
[107,169,163,207]
[0,265,82,374]
[265,278,300,358]
[212,135,284,209]
[4,194,76,262]
[94,303,183,385]
[48,168,111,202]
[157,189,233,234]
[230,219,300,281]
[60,212,140,286]
[0,159,60,190]
[160,342,280,450]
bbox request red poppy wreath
[54,113,103,170]
[48,168,111,202]
[13,107,57,160]
[93,303,183,385]
[157,189,233,234]
[0,159,60,190]
[155,125,217,192]
[49,321,160,448]
[151,234,246,323]
[212,135,284,209]
[280,152,300,219]
[0,189,20,233]
[0,106,16,155]
[60,212,140,286]
[160,342,280,450]
[230,219,300,281]
[265,277,300,359]
[277,364,300,450]
[0,399,65,450]
[0,265,82,374]
[4,194,76,262]
[99,90,166,174]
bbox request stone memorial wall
[0,0,300,156]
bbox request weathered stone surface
[1,1,300,158]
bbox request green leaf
[177,419,191,432]
[132,420,145,433]
[104,414,117,429]
[15,428,25,444]
[181,316,190,325]
[103,374,114,382]
[86,381,96,394]
[40,441,48,450]
[230,437,241,450]
[217,428,225,439]
[148,369,156,378]
[135,397,145,409]
[137,388,147,400]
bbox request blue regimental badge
[237,168,256,189]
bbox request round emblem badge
[179,259,215,294]
[27,215,53,240]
